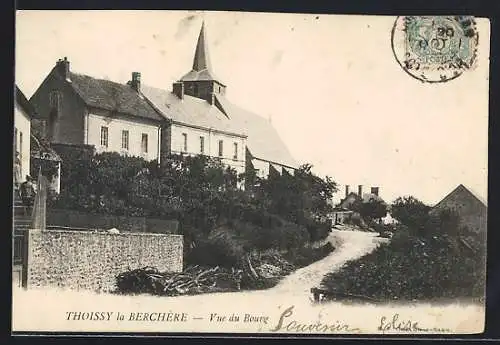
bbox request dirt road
[272,229,386,296]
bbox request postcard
[13,11,489,335]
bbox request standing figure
[20,175,36,214]
[13,152,22,193]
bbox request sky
[15,11,489,205]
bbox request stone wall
[47,208,179,234]
[23,230,183,292]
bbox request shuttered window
[218,140,223,157]
[121,130,129,150]
[100,126,108,147]
[200,136,205,154]
[182,133,188,152]
[141,133,148,153]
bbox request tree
[391,196,431,235]
[359,199,388,223]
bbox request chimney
[358,185,363,197]
[130,72,141,92]
[56,57,70,81]
[371,187,379,196]
[345,185,350,198]
[173,82,184,100]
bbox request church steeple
[176,21,227,102]
[192,21,212,72]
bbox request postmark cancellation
[392,16,479,83]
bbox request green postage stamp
[392,16,479,83]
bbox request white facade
[86,113,161,162]
[251,158,270,179]
[170,123,246,175]
[14,102,31,182]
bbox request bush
[185,230,246,268]
[320,231,485,301]
[304,218,331,242]
[285,242,335,268]
[226,218,310,252]
[390,196,431,234]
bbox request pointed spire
[192,21,212,72]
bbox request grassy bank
[319,231,485,302]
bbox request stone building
[430,184,487,237]
[29,58,164,163]
[28,22,298,181]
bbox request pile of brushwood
[115,265,243,296]
[115,241,336,296]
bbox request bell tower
[174,21,226,102]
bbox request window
[233,142,238,160]
[141,133,148,153]
[49,90,62,112]
[121,130,129,150]
[100,126,109,147]
[182,133,188,152]
[200,136,205,154]
[218,140,223,157]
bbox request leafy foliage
[30,158,59,181]
[321,194,484,301]
[50,148,340,294]
[254,164,337,241]
[390,196,431,235]
[352,199,388,223]
[321,230,485,301]
[51,148,337,250]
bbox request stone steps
[13,192,33,232]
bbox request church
[29,22,298,183]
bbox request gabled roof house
[430,184,487,236]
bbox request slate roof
[180,69,222,83]
[433,184,487,209]
[140,85,246,137]
[15,85,36,118]
[140,84,298,168]
[216,95,298,169]
[67,72,164,122]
